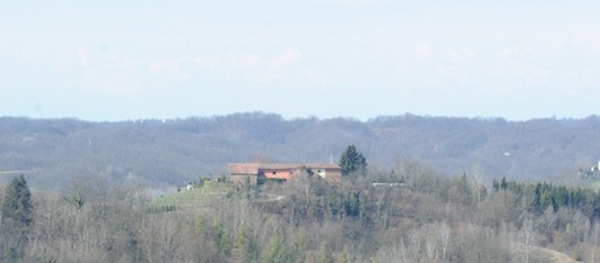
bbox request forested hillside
[5,165,600,262]
[1,112,600,189]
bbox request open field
[150,180,235,208]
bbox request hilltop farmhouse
[228,163,341,185]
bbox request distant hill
[1,112,600,189]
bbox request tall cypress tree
[339,145,367,176]
[1,175,33,261]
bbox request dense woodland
[3,112,600,262]
[2,161,600,262]
[2,112,600,189]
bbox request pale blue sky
[1,1,599,121]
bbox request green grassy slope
[151,181,235,208]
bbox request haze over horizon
[2,1,600,122]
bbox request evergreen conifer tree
[0,175,33,261]
[339,145,367,176]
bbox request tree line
[4,113,600,189]
[3,159,600,262]
[494,177,600,219]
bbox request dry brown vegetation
[2,160,600,262]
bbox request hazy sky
[2,1,600,121]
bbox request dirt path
[513,243,581,263]
[533,246,581,263]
